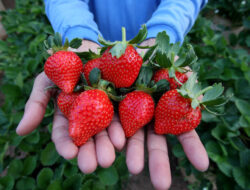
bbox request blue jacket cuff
[146,25,178,43]
[63,26,99,44]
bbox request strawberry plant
[0,0,249,190]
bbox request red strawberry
[155,90,201,135]
[57,91,79,117]
[83,58,102,85]
[153,69,188,89]
[100,45,143,88]
[44,51,83,93]
[119,91,154,137]
[68,89,114,146]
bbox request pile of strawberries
[44,26,227,146]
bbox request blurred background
[0,0,249,189]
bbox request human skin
[16,39,209,190]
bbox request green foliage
[0,0,129,189]
[0,0,249,189]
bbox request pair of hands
[16,40,209,190]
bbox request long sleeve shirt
[44,0,207,44]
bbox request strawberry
[98,26,148,88]
[100,45,143,88]
[44,51,83,93]
[57,91,79,117]
[119,91,154,137]
[83,58,102,85]
[153,69,188,89]
[155,90,201,135]
[68,89,114,146]
[154,74,227,135]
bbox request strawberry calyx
[177,73,231,114]
[98,25,148,58]
[43,32,82,56]
[80,68,124,101]
[120,64,169,95]
[145,31,197,86]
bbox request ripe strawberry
[98,26,148,88]
[119,91,154,137]
[153,69,188,89]
[154,73,227,135]
[83,58,102,85]
[44,51,83,93]
[57,91,79,117]
[154,90,201,135]
[68,89,114,146]
[100,45,143,88]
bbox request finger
[107,114,126,151]
[95,129,115,168]
[16,72,53,135]
[52,107,78,160]
[126,128,145,175]
[178,130,209,171]
[147,125,171,190]
[78,138,97,174]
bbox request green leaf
[41,142,59,166]
[176,44,197,67]
[235,99,250,116]
[233,167,250,189]
[156,31,170,54]
[155,79,169,92]
[155,51,172,68]
[69,38,82,49]
[63,174,83,190]
[172,144,185,158]
[202,83,224,102]
[0,176,14,190]
[229,137,246,151]
[98,166,119,186]
[218,161,233,177]
[205,141,224,163]
[16,177,35,190]
[15,73,23,89]
[37,168,54,189]
[22,156,37,176]
[136,65,153,86]
[240,149,250,167]
[98,35,116,46]
[128,24,148,44]
[54,32,63,46]
[8,159,23,179]
[89,68,101,86]
[143,45,156,62]
[109,42,127,58]
[25,130,40,144]
[48,180,63,190]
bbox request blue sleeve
[146,0,207,43]
[44,0,100,43]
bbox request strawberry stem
[195,86,213,98]
[122,27,126,44]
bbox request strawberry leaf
[54,32,62,46]
[202,96,228,106]
[98,35,116,46]
[143,45,156,62]
[69,38,82,49]
[128,24,148,44]
[202,83,224,102]
[155,79,169,92]
[176,44,197,67]
[156,31,170,54]
[155,51,172,68]
[89,68,101,87]
[109,42,127,58]
[136,65,153,86]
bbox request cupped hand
[16,72,126,173]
